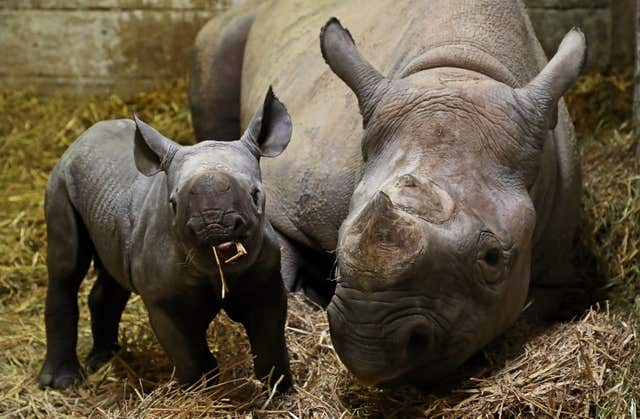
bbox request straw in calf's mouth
[212,241,248,299]
[224,242,247,263]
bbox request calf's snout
[186,211,248,244]
[185,171,254,245]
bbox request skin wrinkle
[398,45,519,86]
[510,98,548,154]
[365,91,534,183]
[334,267,470,322]
[262,183,317,248]
[356,72,390,126]
[329,294,451,340]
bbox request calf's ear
[517,28,586,134]
[133,114,180,176]
[241,86,292,158]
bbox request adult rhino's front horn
[338,190,428,289]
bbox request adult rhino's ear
[517,28,586,134]
[133,114,180,176]
[241,86,292,158]
[320,17,387,126]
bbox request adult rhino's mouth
[327,284,454,386]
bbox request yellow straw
[212,246,228,299]
[224,242,247,264]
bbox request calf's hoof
[267,371,294,394]
[86,344,119,372]
[39,358,84,389]
[178,357,220,388]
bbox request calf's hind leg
[86,265,131,371]
[39,182,93,389]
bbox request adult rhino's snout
[328,284,442,386]
[185,172,253,245]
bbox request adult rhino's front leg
[271,220,337,307]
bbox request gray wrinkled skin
[190,0,585,387]
[39,89,293,391]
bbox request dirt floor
[0,74,638,418]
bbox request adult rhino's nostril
[400,321,431,360]
[407,330,429,356]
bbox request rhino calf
[39,88,293,391]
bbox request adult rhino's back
[241,0,550,252]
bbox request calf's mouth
[213,241,247,264]
[211,241,249,300]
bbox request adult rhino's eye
[169,196,177,213]
[475,232,506,284]
[251,188,261,206]
[483,247,501,266]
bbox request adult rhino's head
[320,18,586,386]
[133,87,291,270]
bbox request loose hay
[0,74,638,417]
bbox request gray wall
[525,0,635,72]
[0,0,242,95]
[0,0,635,96]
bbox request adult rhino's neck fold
[395,44,520,88]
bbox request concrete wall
[0,0,242,95]
[0,0,635,96]
[525,0,635,72]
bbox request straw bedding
[0,73,638,418]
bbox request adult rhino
[190,0,585,387]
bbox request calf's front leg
[224,271,293,392]
[145,294,219,386]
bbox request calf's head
[133,87,291,268]
[320,18,586,386]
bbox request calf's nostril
[186,219,199,236]
[231,215,245,233]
